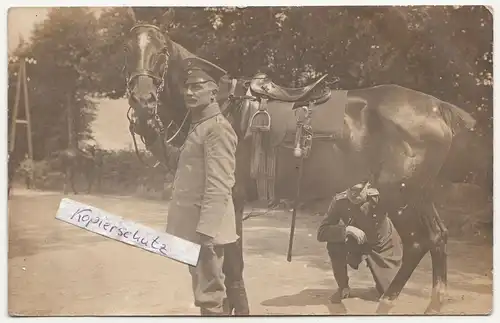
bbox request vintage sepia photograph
[6,5,493,317]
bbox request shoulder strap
[334,190,348,201]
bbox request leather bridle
[124,24,190,168]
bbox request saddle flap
[278,90,349,146]
[250,73,329,102]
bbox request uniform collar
[190,102,221,124]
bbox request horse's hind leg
[376,232,429,314]
[63,168,69,195]
[424,202,448,314]
[87,170,94,194]
[377,201,448,314]
[70,168,78,194]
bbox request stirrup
[249,98,271,132]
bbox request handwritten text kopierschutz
[55,198,200,266]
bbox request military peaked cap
[182,56,227,85]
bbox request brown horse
[122,21,476,314]
[50,145,103,195]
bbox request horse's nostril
[146,93,157,105]
[129,92,140,106]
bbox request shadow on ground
[241,208,493,297]
[261,288,349,314]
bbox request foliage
[8,6,493,193]
[16,148,173,200]
[91,6,492,136]
[8,8,101,169]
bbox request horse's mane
[159,38,237,129]
[154,38,196,143]
[157,36,250,144]
[163,37,197,104]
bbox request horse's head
[123,10,196,153]
[122,11,262,157]
[123,21,171,142]
[125,23,168,111]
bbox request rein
[124,30,193,170]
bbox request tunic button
[372,214,377,218]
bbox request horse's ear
[161,9,175,23]
[159,9,175,34]
[126,7,137,23]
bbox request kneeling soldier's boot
[329,263,351,303]
[327,243,351,303]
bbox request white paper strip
[55,198,201,266]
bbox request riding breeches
[326,231,402,294]
[188,243,227,315]
[327,240,371,290]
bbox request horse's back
[348,84,474,142]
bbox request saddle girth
[249,97,316,203]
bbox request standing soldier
[317,181,403,303]
[146,56,247,316]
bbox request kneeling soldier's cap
[182,56,227,85]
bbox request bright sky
[8,7,133,151]
[6,5,494,150]
[7,7,49,52]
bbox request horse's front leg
[223,185,250,315]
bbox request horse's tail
[438,101,476,136]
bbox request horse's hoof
[376,298,394,315]
[424,303,441,315]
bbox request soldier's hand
[346,226,367,244]
[198,233,214,246]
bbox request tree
[46,6,492,190]
[8,7,101,162]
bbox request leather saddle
[249,73,330,104]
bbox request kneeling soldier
[317,181,403,302]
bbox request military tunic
[317,190,403,294]
[146,103,239,315]
[158,103,239,246]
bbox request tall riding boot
[200,302,231,316]
[327,242,351,303]
[329,263,351,303]
[223,240,250,315]
[226,280,250,315]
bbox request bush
[97,148,174,199]
[20,148,175,200]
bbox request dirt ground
[8,188,493,316]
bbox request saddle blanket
[263,90,348,146]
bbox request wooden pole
[21,61,34,162]
[9,58,35,188]
[9,60,23,154]
[67,93,74,149]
